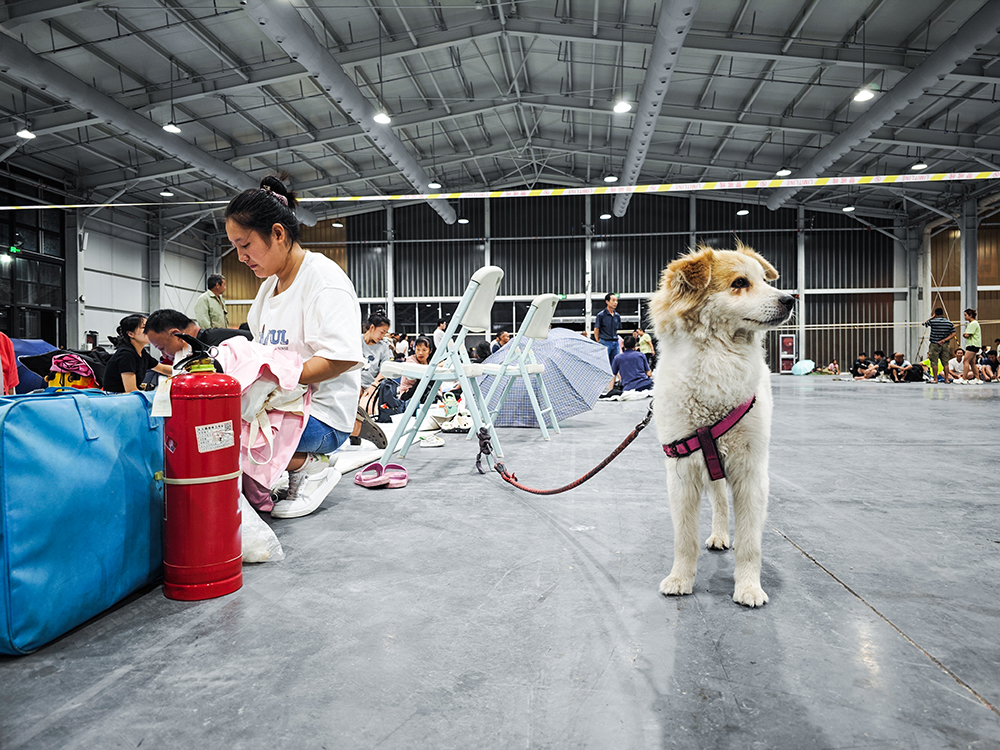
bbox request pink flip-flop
[354,462,389,488]
[382,463,408,489]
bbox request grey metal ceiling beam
[0,0,101,28]
[0,30,319,225]
[242,0,456,224]
[613,0,699,217]
[765,0,1000,210]
[76,89,1000,193]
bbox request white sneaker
[271,454,341,519]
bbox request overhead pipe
[243,0,457,224]
[0,34,319,226]
[612,0,699,217]
[766,1,1000,211]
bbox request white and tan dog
[648,243,795,607]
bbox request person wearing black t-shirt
[144,308,252,364]
[103,314,173,393]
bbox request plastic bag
[240,493,285,563]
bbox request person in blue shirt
[593,293,621,367]
[611,335,653,392]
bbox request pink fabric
[215,337,310,491]
[50,353,95,377]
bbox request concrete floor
[2,375,999,749]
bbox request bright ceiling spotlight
[427,180,442,190]
[599,213,612,220]
[603,174,618,183]
[16,127,35,140]
[457,217,469,224]
[910,161,928,171]
[842,205,856,212]
[736,208,750,216]
[332,221,344,228]
[373,111,392,125]
[163,122,181,134]
[853,88,875,103]
[775,167,792,177]
[159,188,174,197]
[613,100,632,114]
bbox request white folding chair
[482,293,561,440]
[379,266,505,464]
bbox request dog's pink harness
[661,395,756,481]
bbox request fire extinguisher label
[195,420,236,453]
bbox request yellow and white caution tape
[1,170,997,212]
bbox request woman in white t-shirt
[225,175,363,519]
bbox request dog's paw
[705,533,730,551]
[733,584,768,608]
[659,575,694,597]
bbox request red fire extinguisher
[162,357,243,601]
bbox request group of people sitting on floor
[846,307,994,384]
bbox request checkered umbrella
[479,327,614,428]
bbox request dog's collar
[661,395,756,481]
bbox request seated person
[851,351,874,380]
[397,336,434,402]
[145,308,253,366]
[351,312,392,447]
[947,349,965,381]
[474,341,493,362]
[887,352,922,382]
[981,350,999,382]
[103,314,172,393]
[611,335,653,392]
[491,331,510,354]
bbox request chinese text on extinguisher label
[195,420,235,453]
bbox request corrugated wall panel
[394,241,486,298]
[805,226,893,289]
[491,238,584,297]
[493,195,587,238]
[591,234,688,296]
[347,242,387,299]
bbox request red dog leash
[661,395,756,481]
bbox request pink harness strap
[662,395,756,481]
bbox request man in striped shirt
[923,308,957,383]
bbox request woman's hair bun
[259,173,298,208]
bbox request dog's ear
[736,240,778,281]
[735,241,779,281]
[667,248,714,292]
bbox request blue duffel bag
[0,388,164,655]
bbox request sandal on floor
[356,406,388,449]
[419,435,445,447]
[354,461,390,488]
[382,463,408,488]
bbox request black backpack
[365,378,405,423]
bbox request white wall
[162,248,209,318]
[77,218,208,348]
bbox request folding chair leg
[460,373,503,463]
[517,363,550,440]
[488,373,519,427]
[379,380,442,463]
[534,373,561,434]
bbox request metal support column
[960,197,978,317]
[484,197,492,336]
[689,193,697,250]
[585,195,593,335]
[905,225,923,358]
[66,210,85,348]
[892,221,909,357]
[796,205,806,362]
[386,204,395,326]
[150,214,164,313]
